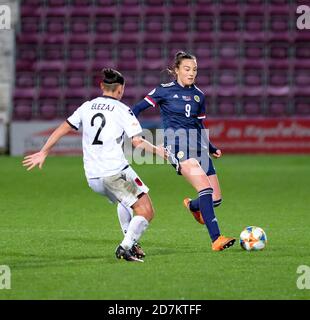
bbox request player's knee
[213,198,222,207]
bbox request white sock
[120,215,149,250]
[117,203,133,235]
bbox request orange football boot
[212,235,236,251]
[183,198,205,224]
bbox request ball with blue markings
[240,226,267,251]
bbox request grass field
[0,155,309,300]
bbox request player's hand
[212,149,222,158]
[22,151,48,171]
[156,145,168,160]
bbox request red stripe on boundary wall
[204,117,310,154]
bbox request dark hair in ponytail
[167,51,196,78]
[101,68,125,85]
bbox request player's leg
[180,158,235,250]
[117,202,133,235]
[208,174,222,207]
[186,157,221,214]
[119,192,154,254]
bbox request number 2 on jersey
[91,113,106,145]
[185,104,191,117]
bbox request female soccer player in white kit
[23,68,166,262]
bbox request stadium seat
[267,99,288,116]
[269,14,289,33]
[294,69,310,88]
[218,42,239,60]
[46,0,66,6]
[244,13,264,40]
[243,68,264,96]
[39,104,58,120]
[67,46,89,61]
[242,98,263,116]
[217,98,237,116]
[14,104,33,120]
[40,73,62,88]
[219,13,240,34]
[66,72,86,88]
[294,99,310,115]
[243,42,265,61]
[69,16,92,34]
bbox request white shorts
[87,166,149,208]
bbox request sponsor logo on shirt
[182,96,192,101]
[173,94,179,98]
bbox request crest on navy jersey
[173,94,179,98]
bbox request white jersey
[67,96,142,179]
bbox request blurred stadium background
[0,0,309,155]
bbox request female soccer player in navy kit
[131,51,235,251]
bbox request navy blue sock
[190,197,222,210]
[198,188,221,242]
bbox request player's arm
[197,94,222,158]
[22,121,73,171]
[131,135,167,159]
[199,119,222,158]
[132,99,152,117]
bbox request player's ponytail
[167,51,196,78]
[102,68,125,85]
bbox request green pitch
[0,155,309,300]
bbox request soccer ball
[239,226,267,251]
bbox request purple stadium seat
[267,100,287,116]
[71,0,92,6]
[22,0,41,5]
[66,74,85,88]
[295,43,310,60]
[21,15,41,34]
[244,42,265,60]
[169,15,190,41]
[294,70,310,88]
[194,14,214,33]
[70,16,91,34]
[269,70,289,87]
[242,99,262,116]
[218,43,239,60]
[116,47,138,70]
[93,10,116,33]
[46,0,66,6]
[40,74,61,88]
[119,13,141,34]
[45,17,65,34]
[141,46,166,70]
[244,14,264,33]
[14,104,33,120]
[269,14,289,33]
[145,0,165,6]
[219,14,240,33]
[217,98,237,116]
[269,42,290,60]
[16,73,36,88]
[41,43,66,61]
[294,100,310,115]
[68,47,89,61]
[144,14,166,34]
[18,44,38,61]
[39,104,58,120]
[243,69,263,93]
[218,70,238,87]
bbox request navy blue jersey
[144,80,206,130]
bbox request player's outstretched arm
[131,136,167,159]
[22,121,73,171]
